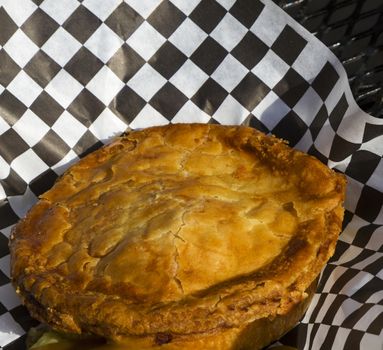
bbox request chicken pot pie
[10,124,346,349]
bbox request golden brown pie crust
[10,124,346,347]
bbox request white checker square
[169,18,208,57]
[85,24,124,63]
[8,185,37,219]
[0,283,21,310]
[89,108,127,143]
[45,69,83,108]
[250,3,286,47]
[86,66,125,105]
[126,22,166,61]
[124,0,162,18]
[3,29,39,68]
[359,135,383,155]
[314,122,335,158]
[170,60,208,98]
[367,158,383,191]
[12,110,50,147]
[360,334,383,350]
[52,150,79,175]
[127,63,166,101]
[83,0,122,21]
[292,87,323,126]
[0,255,10,283]
[294,129,313,153]
[344,175,363,214]
[40,0,80,25]
[0,184,5,201]
[0,84,4,95]
[0,312,25,347]
[0,227,13,240]
[330,327,352,350]
[129,104,169,129]
[0,155,10,180]
[3,0,37,26]
[215,0,236,10]
[52,111,88,148]
[7,71,43,107]
[213,95,248,125]
[251,50,290,89]
[169,0,200,15]
[324,77,344,115]
[42,28,82,67]
[337,111,364,144]
[210,13,247,52]
[11,149,49,184]
[172,100,210,124]
[292,41,329,82]
[0,117,10,136]
[211,55,248,92]
[252,91,290,129]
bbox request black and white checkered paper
[0,0,382,349]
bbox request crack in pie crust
[10,124,346,348]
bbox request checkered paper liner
[0,0,382,349]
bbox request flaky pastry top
[10,124,346,339]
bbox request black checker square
[150,83,188,119]
[30,91,64,127]
[229,0,265,28]
[0,201,19,230]
[0,270,10,287]
[109,86,146,123]
[32,130,71,167]
[9,305,39,331]
[0,129,29,163]
[271,110,308,146]
[147,0,186,38]
[248,115,269,134]
[63,5,102,44]
[363,123,383,143]
[190,37,227,75]
[329,134,360,162]
[0,300,7,315]
[309,104,328,139]
[24,50,61,88]
[65,47,104,86]
[1,170,28,197]
[273,68,310,108]
[345,150,381,184]
[231,32,268,69]
[107,44,145,83]
[67,89,105,126]
[0,50,21,87]
[189,0,227,34]
[21,8,60,47]
[328,94,349,131]
[73,131,103,158]
[0,233,9,258]
[0,91,27,126]
[149,41,187,79]
[271,25,308,65]
[105,2,144,41]
[231,72,270,111]
[29,169,59,197]
[191,78,228,116]
[312,62,340,101]
[0,7,18,46]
